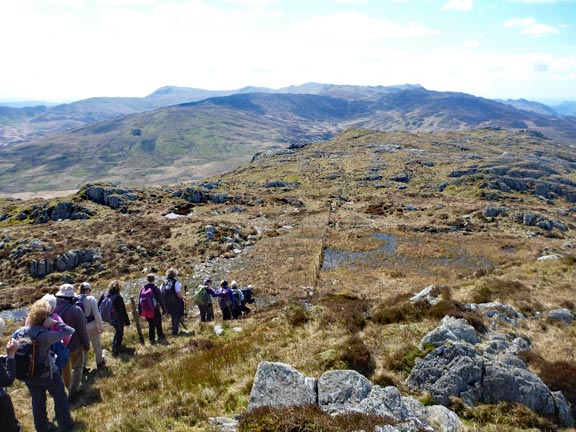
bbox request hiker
[240,285,255,316]
[138,274,167,344]
[0,317,21,432]
[15,299,75,432]
[215,280,234,321]
[161,268,186,335]
[39,294,71,374]
[230,280,244,319]
[193,277,217,322]
[98,280,130,356]
[78,282,105,370]
[54,283,90,401]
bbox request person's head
[56,283,75,299]
[231,280,238,288]
[166,268,178,279]
[0,317,5,337]
[79,282,91,294]
[204,277,212,285]
[147,274,155,283]
[220,280,228,288]
[27,299,52,327]
[41,294,57,312]
[108,280,122,293]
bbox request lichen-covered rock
[247,362,317,410]
[420,316,480,348]
[547,308,573,324]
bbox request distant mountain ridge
[2,85,576,194]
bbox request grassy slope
[1,128,576,430]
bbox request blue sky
[0,0,574,103]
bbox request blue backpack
[51,341,69,371]
[99,294,116,323]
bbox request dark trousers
[26,370,74,432]
[0,389,20,432]
[111,321,124,352]
[146,309,164,341]
[170,299,185,335]
[198,303,214,322]
[219,303,232,320]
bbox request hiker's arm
[155,286,167,314]
[116,297,130,325]
[45,321,75,345]
[0,338,18,386]
[175,281,185,300]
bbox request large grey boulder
[407,319,575,426]
[247,362,317,410]
[482,361,556,418]
[420,316,480,348]
[407,342,484,406]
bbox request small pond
[322,232,493,277]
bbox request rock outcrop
[172,186,228,204]
[248,361,463,432]
[407,317,575,427]
[82,184,139,210]
[30,248,100,278]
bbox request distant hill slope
[0,83,417,147]
[2,88,576,194]
[553,101,576,117]
[496,98,558,116]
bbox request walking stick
[130,296,145,345]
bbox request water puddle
[322,232,492,277]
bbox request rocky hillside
[1,127,575,430]
[3,87,576,195]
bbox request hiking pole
[129,296,145,345]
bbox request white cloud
[442,0,473,11]
[223,0,278,7]
[503,17,559,36]
[288,11,440,42]
[332,0,369,4]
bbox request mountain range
[2,83,576,194]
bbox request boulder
[410,285,442,305]
[407,318,575,425]
[547,308,574,324]
[247,362,317,410]
[483,206,508,218]
[426,405,463,432]
[420,316,480,348]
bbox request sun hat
[56,283,75,298]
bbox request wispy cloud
[503,17,559,36]
[443,0,473,11]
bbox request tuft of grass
[469,277,527,304]
[284,301,309,327]
[450,399,557,432]
[319,294,369,334]
[339,334,376,378]
[385,343,435,374]
[238,406,400,432]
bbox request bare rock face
[247,362,462,431]
[407,315,575,427]
[547,308,574,324]
[247,361,317,410]
[420,315,480,348]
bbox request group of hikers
[0,268,255,432]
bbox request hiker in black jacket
[98,280,130,356]
[0,317,21,432]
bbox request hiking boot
[96,361,106,370]
[150,339,157,345]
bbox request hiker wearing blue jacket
[16,299,75,432]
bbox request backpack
[160,279,177,310]
[13,328,48,380]
[193,285,211,306]
[51,341,69,371]
[99,294,116,323]
[242,287,255,304]
[139,286,157,312]
[232,289,243,307]
[78,294,95,323]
